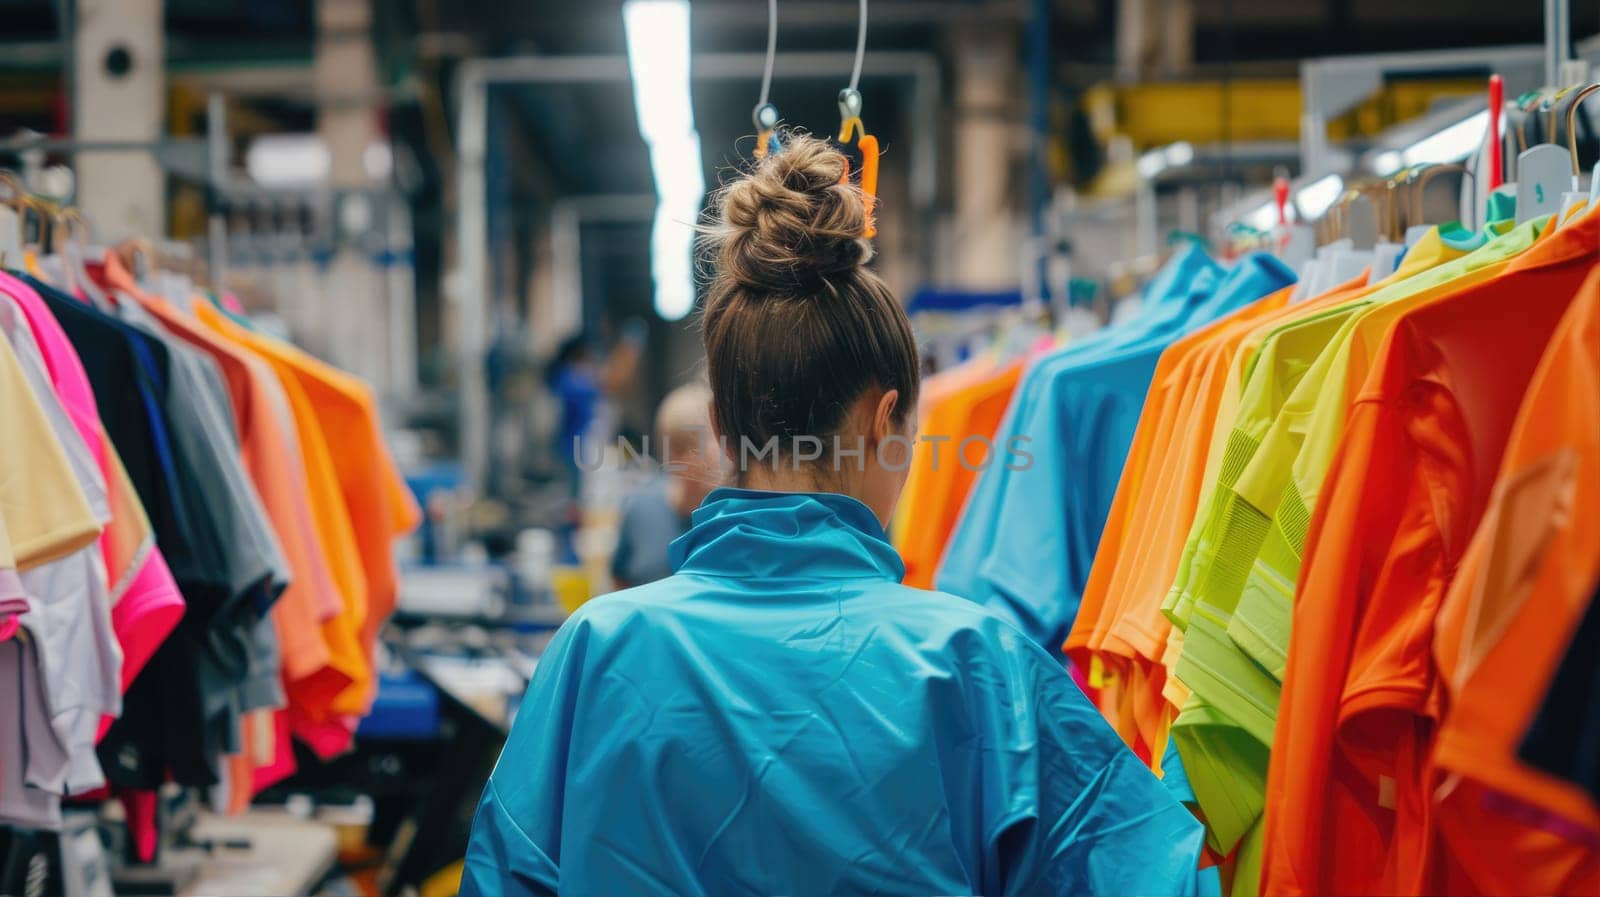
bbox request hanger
[0,172,27,268]
[0,172,44,251]
[1514,85,1575,223]
[1560,83,1600,219]
[56,206,116,311]
[835,0,878,238]
[751,0,782,159]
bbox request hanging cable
[836,0,877,238]
[849,0,867,94]
[753,0,781,158]
[758,0,777,110]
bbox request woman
[463,136,1203,896]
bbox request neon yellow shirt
[1157,225,1505,866]
[1228,216,1549,680]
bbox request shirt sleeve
[463,617,593,896]
[461,783,559,897]
[0,336,100,569]
[980,626,1206,897]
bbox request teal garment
[941,251,1294,653]
[936,242,1224,605]
[463,488,1206,897]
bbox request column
[952,27,1021,289]
[315,0,387,390]
[74,0,164,241]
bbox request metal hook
[837,89,864,142]
[752,0,782,159]
[1515,90,1545,153]
[1411,162,1474,226]
[1542,85,1578,145]
[0,171,52,249]
[1565,83,1600,176]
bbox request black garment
[28,278,261,788]
[1520,577,1600,804]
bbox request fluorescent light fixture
[247,134,393,186]
[1372,150,1404,175]
[1136,147,1167,180]
[246,134,330,187]
[1399,110,1489,169]
[1295,173,1345,220]
[1137,141,1196,181]
[624,0,704,321]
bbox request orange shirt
[1263,213,1599,896]
[904,362,1023,589]
[193,301,373,721]
[1067,286,1293,750]
[896,357,1000,588]
[137,292,356,711]
[1428,265,1600,896]
[194,300,421,714]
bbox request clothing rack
[0,92,233,292]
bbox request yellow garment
[0,334,100,569]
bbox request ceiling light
[1295,173,1345,220]
[1399,110,1489,168]
[624,0,703,322]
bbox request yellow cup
[552,565,592,614]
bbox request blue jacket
[462,488,1204,896]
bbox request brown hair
[700,134,919,481]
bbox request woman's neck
[741,464,857,498]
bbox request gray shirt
[610,478,690,588]
[115,298,290,768]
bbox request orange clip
[838,116,879,238]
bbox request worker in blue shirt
[462,134,1204,897]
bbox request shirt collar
[669,487,905,583]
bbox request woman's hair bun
[710,133,874,296]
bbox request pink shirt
[0,273,184,695]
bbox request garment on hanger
[1260,211,1599,896]
[894,353,1025,589]
[941,247,1295,657]
[937,243,1224,608]
[1423,269,1600,896]
[1520,578,1600,806]
[0,321,106,830]
[0,272,183,702]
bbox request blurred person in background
[610,382,718,588]
[544,320,646,488]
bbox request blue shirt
[937,251,1294,653]
[552,365,601,458]
[463,488,1204,897]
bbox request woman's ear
[871,389,900,444]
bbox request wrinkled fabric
[464,488,1204,897]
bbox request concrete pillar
[1114,0,1149,84]
[74,0,164,241]
[1159,0,1195,78]
[952,28,1020,289]
[315,0,388,391]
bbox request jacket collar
[669,487,905,583]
